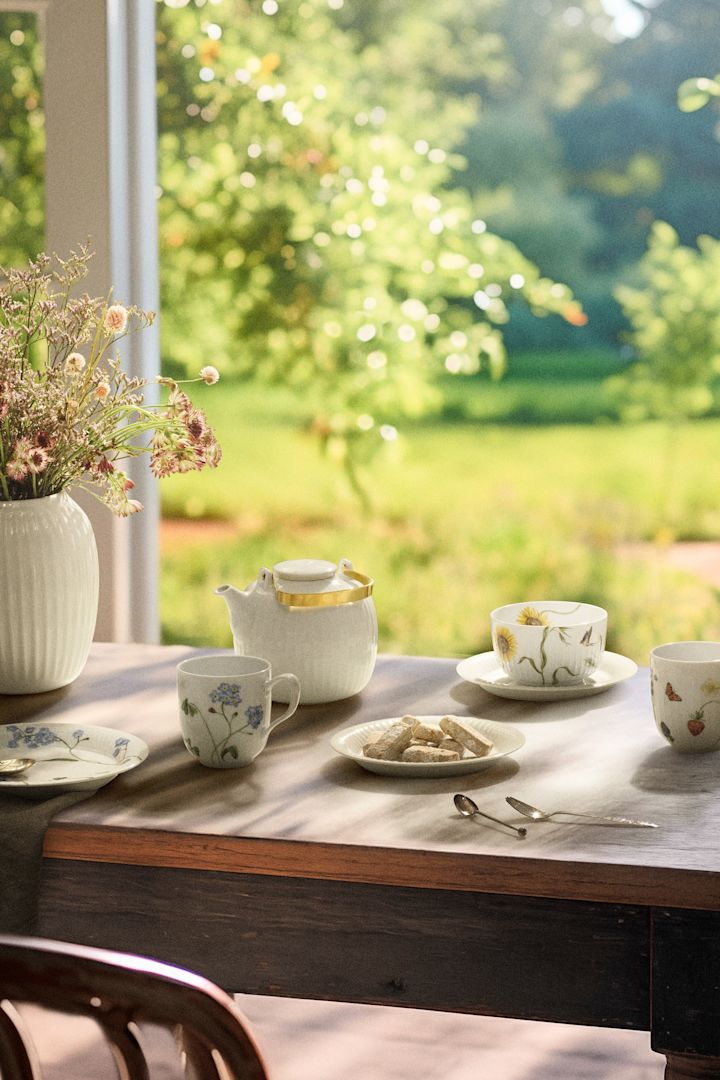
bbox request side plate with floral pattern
[0,722,148,798]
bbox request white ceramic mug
[651,641,720,753]
[177,654,300,768]
[491,601,607,686]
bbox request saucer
[331,715,525,777]
[456,651,638,702]
[0,722,148,798]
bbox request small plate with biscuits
[330,714,525,777]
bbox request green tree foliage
[155,0,583,473]
[555,0,720,271]
[678,74,720,113]
[0,14,44,264]
[609,221,720,420]
[441,0,640,349]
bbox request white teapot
[215,558,377,704]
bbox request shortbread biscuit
[362,731,384,753]
[363,721,414,760]
[411,720,443,744]
[439,715,493,757]
[438,737,465,757]
[401,745,460,763]
[399,714,417,725]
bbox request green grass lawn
[160,350,720,663]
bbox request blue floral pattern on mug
[181,683,266,764]
[209,682,242,708]
[245,705,264,729]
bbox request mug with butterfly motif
[651,641,720,753]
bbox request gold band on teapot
[274,569,374,608]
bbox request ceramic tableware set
[178,557,378,770]
[462,598,720,756]
[459,599,637,702]
[178,564,720,774]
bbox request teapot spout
[214,583,249,644]
[215,583,243,596]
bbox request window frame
[1,0,160,642]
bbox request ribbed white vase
[0,493,99,694]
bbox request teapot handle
[267,674,301,729]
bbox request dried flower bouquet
[0,244,221,516]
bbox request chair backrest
[0,935,269,1080]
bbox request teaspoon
[0,757,35,777]
[506,796,657,828]
[454,793,527,837]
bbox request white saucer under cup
[456,651,638,702]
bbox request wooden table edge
[43,822,720,911]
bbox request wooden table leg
[653,909,720,1078]
[664,1054,720,1079]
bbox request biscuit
[362,731,383,753]
[438,737,465,757]
[363,721,414,760]
[439,715,493,757]
[401,745,460,763]
[411,721,443,744]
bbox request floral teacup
[651,641,720,753]
[177,654,300,768]
[491,601,607,687]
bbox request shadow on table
[631,746,720,794]
[321,753,519,798]
[449,680,626,723]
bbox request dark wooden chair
[0,935,269,1079]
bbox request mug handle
[267,674,301,730]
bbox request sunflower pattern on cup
[517,606,549,627]
[494,621,603,686]
[520,626,601,686]
[512,603,603,686]
[517,624,579,685]
[493,627,517,662]
[492,601,606,686]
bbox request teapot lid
[273,558,337,582]
[272,558,373,608]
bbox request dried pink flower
[5,459,28,482]
[200,365,220,385]
[0,246,221,514]
[65,352,85,374]
[104,304,128,335]
[26,447,50,475]
[186,409,207,440]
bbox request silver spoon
[454,793,527,837]
[0,757,35,777]
[506,795,657,829]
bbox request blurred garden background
[2,0,720,662]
